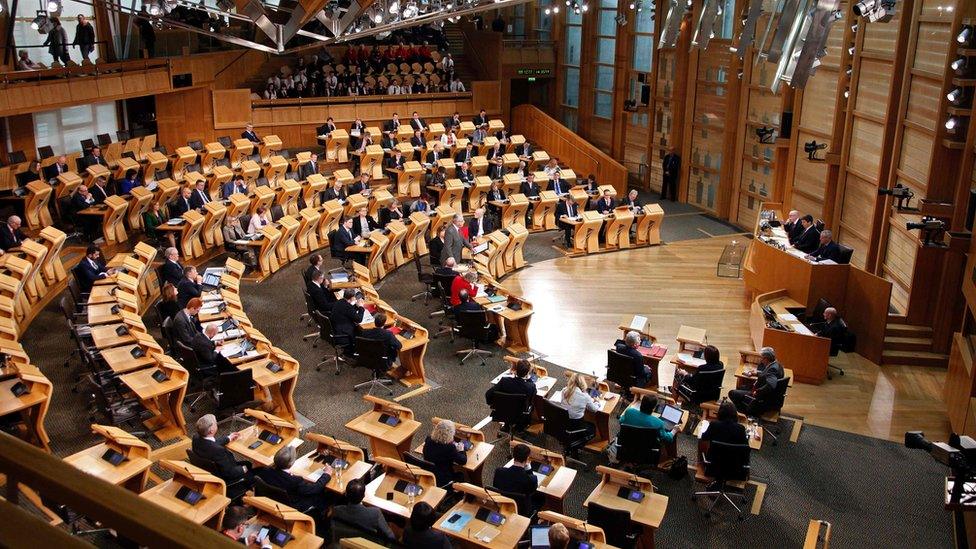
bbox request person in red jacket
[450,270,479,306]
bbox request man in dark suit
[378,200,404,228]
[783,210,804,244]
[549,175,567,196]
[222,176,248,199]
[173,298,203,345]
[323,179,347,203]
[82,146,108,170]
[473,109,488,128]
[380,130,397,151]
[485,359,536,404]
[333,479,396,541]
[316,118,337,136]
[454,290,500,339]
[177,266,203,308]
[241,123,260,143]
[191,324,235,372]
[171,187,193,218]
[793,214,820,253]
[621,189,641,208]
[455,142,478,164]
[330,289,365,345]
[487,158,505,180]
[71,185,98,239]
[808,230,842,262]
[467,208,492,241]
[307,270,336,316]
[814,307,848,353]
[254,446,331,513]
[358,311,402,366]
[303,254,323,286]
[698,400,748,480]
[728,346,785,416]
[191,414,252,483]
[189,180,211,210]
[75,244,114,293]
[520,174,540,198]
[425,144,445,165]
[485,143,503,161]
[386,150,406,172]
[445,112,463,129]
[44,155,70,181]
[661,150,680,201]
[333,217,366,264]
[516,140,532,159]
[0,216,26,251]
[350,173,371,196]
[457,163,474,186]
[491,443,540,515]
[90,177,110,204]
[555,195,579,248]
[615,331,652,388]
[594,189,615,213]
[409,112,426,131]
[160,247,184,286]
[298,153,319,181]
[386,113,402,133]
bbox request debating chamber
[2,0,976,546]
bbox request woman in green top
[618,394,679,462]
[143,202,174,248]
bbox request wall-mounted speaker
[173,74,193,88]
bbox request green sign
[516,68,552,76]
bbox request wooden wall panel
[853,60,893,119]
[882,220,918,313]
[913,23,952,73]
[7,115,37,160]
[905,78,942,131]
[799,74,839,135]
[848,118,884,178]
[838,174,876,268]
[156,88,215,150]
[862,17,900,52]
[897,126,934,191]
[686,44,733,214]
[212,89,252,128]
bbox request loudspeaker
[172,74,193,88]
[640,84,651,105]
[781,111,794,139]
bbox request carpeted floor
[20,196,952,548]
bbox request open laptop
[656,403,684,431]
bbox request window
[512,4,526,36]
[561,8,583,124]
[536,0,553,40]
[714,0,737,39]
[564,67,581,106]
[13,3,96,65]
[593,0,617,119]
[33,102,119,155]
[632,5,654,73]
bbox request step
[885,323,933,338]
[881,350,949,368]
[883,336,933,352]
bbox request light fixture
[843,88,850,98]
[388,0,399,14]
[552,5,559,12]
[804,140,828,161]
[854,0,896,23]
[957,26,972,45]
[615,13,627,25]
[848,46,855,55]
[845,66,852,77]
[46,0,60,13]
[732,0,764,60]
[947,88,964,105]
[945,116,959,132]
[544,6,551,14]
[659,0,692,48]
[850,23,857,32]
[770,1,844,92]
[31,14,46,29]
[952,57,968,76]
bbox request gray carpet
[19,206,952,548]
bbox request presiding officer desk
[743,202,892,375]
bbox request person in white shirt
[448,77,466,92]
[388,82,400,95]
[263,83,277,100]
[560,373,599,441]
[441,53,455,72]
[440,129,457,148]
[247,205,272,235]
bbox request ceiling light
[31,14,46,29]
[46,0,60,12]
[951,57,967,75]
[544,6,551,14]
[552,5,559,12]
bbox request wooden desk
[434,483,531,547]
[491,194,529,229]
[502,441,577,514]
[288,433,372,495]
[64,424,152,493]
[549,376,620,452]
[140,460,230,529]
[475,279,533,354]
[364,456,447,520]
[532,191,558,231]
[693,401,764,450]
[344,395,420,460]
[415,417,494,487]
[0,367,51,450]
[243,496,324,549]
[118,355,188,441]
[604,207,634,249]
[235,351,300,422]
[536,511,611,548]
[101,343,159,374]
[634,204,664,246]
[226,409,300,467]
[584,465,668,549]
[567,211,604,254]
[750,289,830,384]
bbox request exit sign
[516,68,552,76]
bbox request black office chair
[312,311,348,375]
[328,230,353,268]
[270,204,285,222]
[174,340,219,412]
[401,450,454,490]
[299,289,317,339]
[487,391,532,445]
[186,448,251,501]
[330,515,391,546]
[187,139,204,151]
[743,376,790,445]
[80,139,96,154]
[453,309,494,365]
[836,244,854,264]
[693,440,751,519]
[253,477,317,514]
[116,130,131,142]
[37,145,54,159]
[541,399,593,465]
[352,336,393,395]
[428,272,457,339]
[615,424,661,473]
[160,317,180,355]
[410,254,437,304]
[487,484,535,519]
[218,136,233,148]
[677,368,726,422]
[96,133,112,146]
[587,501,641,548]
[214,369,260,431]
[606,349,638,397]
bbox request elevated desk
[289,433,372,496]
[750,290,830,384]
[584,466,667,549]
[243,496,324,549]
[64,424,152,492]
[139,460,230,529]
[118,355,187,441]
[225,409,300,467]
[434,483,531,548]
[363,456,447,521]
[345,395,421,460]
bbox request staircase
[442,22,483,84]
[881,322,949,367]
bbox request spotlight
[951,57,967,74]
[46,0,60,12]
[402,1,418,17]
[845,66,852,77]
[544,7,551,14]
[850,23,858,32]
[373,11,383,23]
[852,0,877,17]
[581,3,588,11]
[629,1,634,8]
[552,5,559,12]
[843,88,850,98]
[945,116,960,132]
[958,26,972,45]
[30,13,47,30]
[804,140,827,161]
[848,46,855,55]
[755,126,775,144]
[388,0,399,13]
[947,88,965,105]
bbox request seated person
[76,244,115,293]
[555,194,580,248]
[783,210,803,244]
[491,443,541,515]
[333,216,368,265]
[358,311,402,366]
[453,290,501,343]
[620,189,641,208]
[793,214,820,253]
[191,414,253,483]
[170,187,194,218]
[307,270,336,316]
[728,347,785,416]
[222,215,255,264]
[255,446,332,513]
[428,227,446,268]
[594,189,615,213]
[485,359,537,403]
[0,215,27,251]
[221,505,271,547]
[332,479,395,541]
[807,229,842,262]
[520,173,540,198]
[222,175,248,199]
[467,208,492,241]
[813,307,848,352]
[673,344,725,402]
[247,206,272,235]
[698,399,748,482]
[422,419,467,487]
[177,266,203,308]
[435,256,458,278]
[614,330,652,388]
[330,289,365,347]
[411,193,432,213]
[404,502,452,549]
[560,374,600,442]
[450,270,479,306]
[378,199,404,228]
[549,524,571,549]
[190,324,237,373]
[618,394,678,462]
[160,247,185,287]
[158,282,180,323]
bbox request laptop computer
[657,403,684,431]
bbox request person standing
[73,14,96,63]
[45,17,70,65]
[662,150,680,201]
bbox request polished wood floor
[502,235,950,442]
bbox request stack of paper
[677,353,706,367]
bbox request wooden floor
[502,235,950,443]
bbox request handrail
[0,432,239,548]
[252,91,473,107]
[1,58,170,84]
